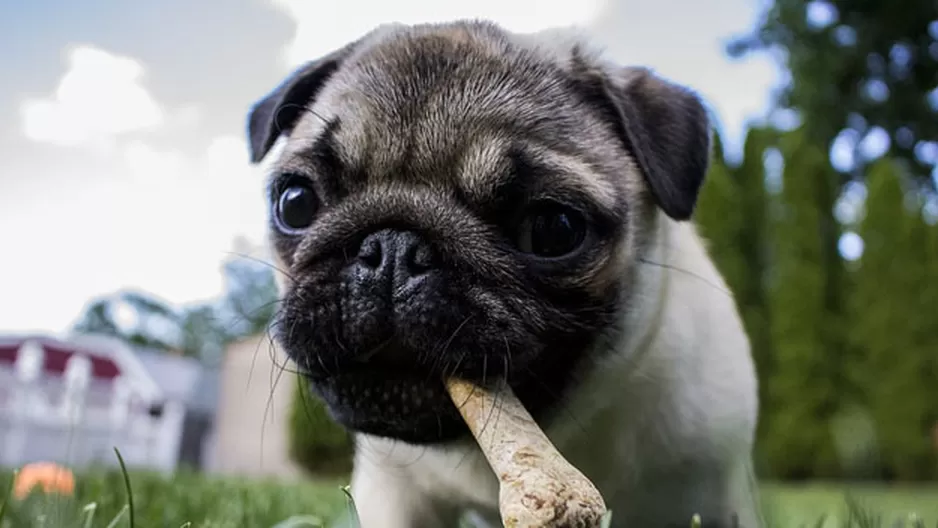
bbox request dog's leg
[723,455,765,528]
[349,451,462,528]
[603,455,763,528]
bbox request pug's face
[247,21,711,444]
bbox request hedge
[287,373,355,476]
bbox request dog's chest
[412,443,500,510]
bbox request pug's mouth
[303,350,499,444]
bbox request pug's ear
[246,45,356,163]
[588,65,712,221]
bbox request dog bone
[446,378,608,528]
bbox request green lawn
[0,468,348,528]
[1,468,936,527]
[759,482,938,527]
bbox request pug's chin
[309,371,472,444]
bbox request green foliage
[3,466,938,527]
[179,304,231,365]
[697,126,777,473]
[699,124,938,481]
[697,132,749,307]
[70,254,280,364]
[72,300,121,337]
[713,0,938,482]
[287,374,355,477]
[73,291,182,353]
[731,127,776,374]
[758,129,846,479]
[851,159,938,480]
[0,467,347,528]
[221,257,280,338]
[729,0,938,184]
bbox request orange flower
[12,462,75,500]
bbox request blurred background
[0,0,936,525]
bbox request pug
[245,19,761,528]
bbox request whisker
[245,321,271,391]
[286,309,306,372]
[477,352,503,441]
[427,315,473,382]
[354,338,391,362]
[261,334,290,468]
[637,257,733,297]
[442,346,471,381]
[502,336,512,384]
[260,320,305,378]
[452,434,482,473]
[355,434,430,472]
[272,103,329,137]
[222,251,298,284]
[521,365,588,436]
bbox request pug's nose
[353,228,437,295]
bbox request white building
[0,333,214,473]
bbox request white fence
[0,340,184,473]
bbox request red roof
[0,336,121,379]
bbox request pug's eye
[275,180,318,233]
[517,203,587,258]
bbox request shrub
[287,373,354,476]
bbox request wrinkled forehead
[276,25,627,212]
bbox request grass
[759,482,938,527]
[1,460,936,527]
[0,456,348,528]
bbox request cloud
[0,134,269,334]
[110,136,269,305]
[3,40,273,334]
[587,0,779,163]
[20,45,164,149]
[269,0,777,161]
[1,3,777,334]
[271,0,604,69]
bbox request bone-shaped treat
[446,378,609,528]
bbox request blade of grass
[270,515,325,528]
[113,448,135,528]
[599,510,613,528]
[81,502,98,528]
[845,494,882,528]
[341,486,360,528]
[103,505,129,528]
[0,469,15,525]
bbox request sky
[0,0,780,334]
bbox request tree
[727,0,938,481]
[220,257,279,338]
[729,127,776,421]
[72,299,121,337]
[761,129,845,479]
[72,291,180,353]
[697,127,777,471]
[697,131,746,301]
[852,158,938,480]
[71,244,281,363]
[179,304,231,365]
[729,0,938,187]
[287,373,354,476]
[925,216,938,476]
